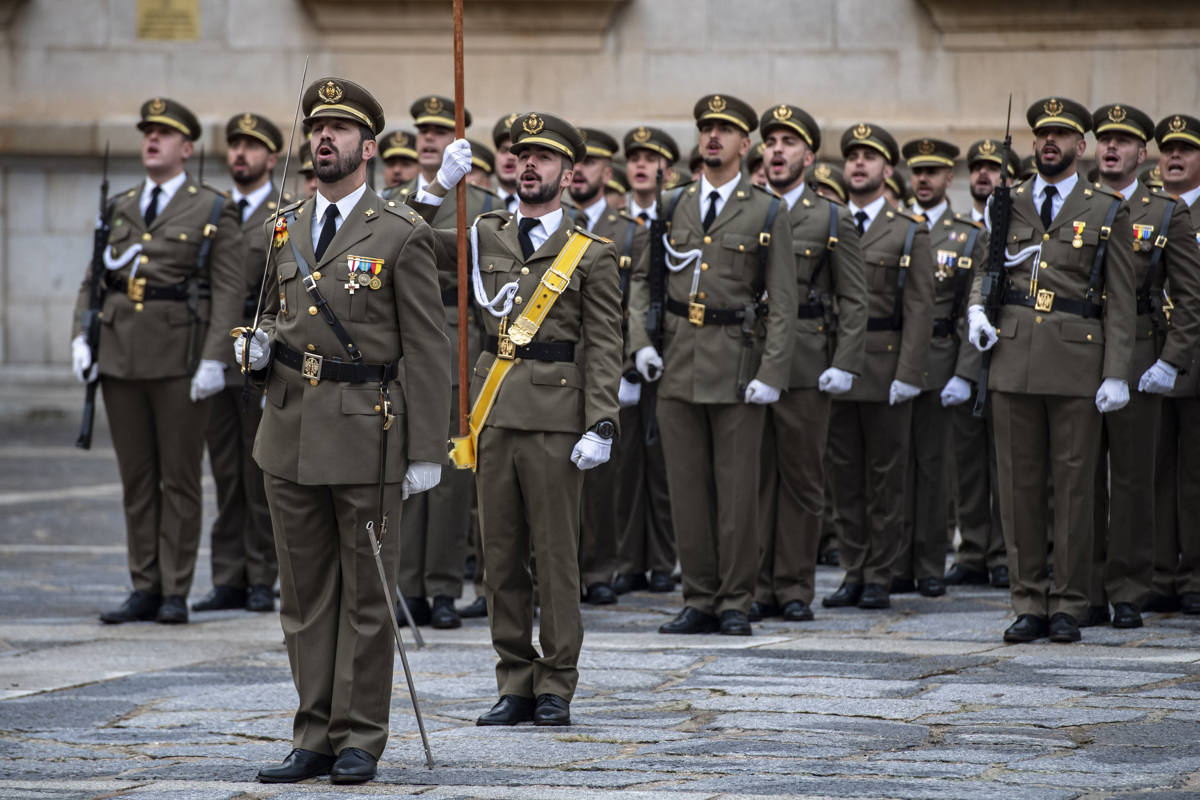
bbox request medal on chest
[1132,223,1154,252]
[935,250,958,282]
[1071,221,1086,249]
[346,255,384,294]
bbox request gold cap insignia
[918,140,935,155]
[523,113,544,135]
[978,140,996,155]
[1151,166,1162,181]
[1170,116,1186,133]
[1108,105,1127,123]
[773,104,792,121]
[756,141,766,154]
[390,131,409,147]
[579,130,588,142]
[238,113,258,132]
[1044,98,1064,116]
[853,123,871,140]
[708,95,727,113]
[633,126,651,143]
[815,164,831,180]
[424,97,444,115]
[504,112,519,128]
[148,98,167,115]
[318,81,343,104]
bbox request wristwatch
[592,420,616,440]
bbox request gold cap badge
[1151,166,1162,181]
[504,112,518,128]
[148,98,167,115]
[1108,105,1127,123]
[238,113,257,132]
[424,96,444,115]
[523,113,544,135]
[1170,116,1186,133]
[318,81,343,104]
[978,140,996,155]
[917,139,935,155]
[708,95,727,113]
[853,123,871,140]
[756,141,766,154]
[773,104,792,121]
[815,164,831,180]
[632,126,651,143]
[390,132,408,147]
[1044,98,1064,116]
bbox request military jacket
[1166,196,1200,397]
[838,204,936,403]
[253,188,451,485]
[968,177,1136,397]
[919,204,988,389]
[73,176,244,381]
[626,177,799,403]
[785,189,867,388]
[573,201,649,369]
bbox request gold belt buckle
[301,352,323,384]
[687,295,706,327]
[127,277,147,302]
[497,333,516,360]
[1034,289,1055,312]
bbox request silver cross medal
[345,270,358,295]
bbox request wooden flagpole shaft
[453,0,469,438]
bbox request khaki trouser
[580,458,618,588]
[205,382,276,589]
[898,389,953,582]
[657,399,763,616]
[756,388,830,606]
[477,427,584,701]
[992,391,1099,620]
[103,375,211,597]
[828,398,913,587]
[614,393,676,575]
[265,474,402,760]
[1153,397,1200,596]
[951,401,1006,573]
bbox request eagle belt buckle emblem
[1034,289,1055,312]
[497,334,516,360]
[301,352,323,383]
[127,277,147,302]
[688,295,706,327]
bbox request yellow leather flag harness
[449,232,592,470]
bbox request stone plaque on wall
[136,0,200,40]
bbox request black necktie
[238,198,249,223]
[518,217,539,260]
[854,210,868,235]
[315,205,339,261]
[144,185,162,227]
[702,191,720,232]
[1040,185,1057,229]
[638,211,650,225]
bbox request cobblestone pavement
[3,419,1200,799]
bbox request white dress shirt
[312,182,368,243]
[971,206,985,225]
[1116,178,1138,201]
[847,195,887,232]
[499,188,519,214]
[514,207,564,254]
[628,197,655,222]
[232,181,273,222]
[1180,185,1200,209]
[140,171,188,219]
[698,173,740,222]
[916,198,948,229]
[1032,171,1079,224]
[579,197,607,232]
[780,181,806,211]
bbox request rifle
[76,143,111,450]
[643,167,666,446]
[972,95,1013,418]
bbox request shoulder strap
[807,200,841,302]
[755,194,782,302]
[191,196,226,279]
[1141,198,1177,296]
[1085,196,1124,302]
[482,192,494,214]
[951,225,983,321]
[890,220,919,329]
[665,186,687,223]
[618,217,637,297]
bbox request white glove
[618,376,642,408]
[744,379,781,404]
[1095,377,1130,414]
[818,367,854,395]
[402,460,442,501]
[571,431,611,470]
[889,379,921,406]
[435,139,473,192]
[190,359,226,402]
[1138,359,1178,394]
[635,346,663,383]
[940,376,972,407]
[233,328,270,371]
[71,334,96,383]
[967,305,997,352]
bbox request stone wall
[2,0,1198,365]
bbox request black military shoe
[431,595,462,629]
[1049,612,1081,643]
[584,582,617,605]
[944,564,989,585]
[156,595,188,624]
[477,694,535,726]
[858,584,891,609]
[1111,602,1143,629]
[460,596,488,618]
[1142,591,1182,613]
[719,609,752,636]
[918,577,947,597]
[748,601,780,622]
[818,548,840,567]
[191,586,246,612]
[822,582,863,608]
[398,596,432,627]
[781,599,814,622]
[257,748,336,783]
[658,607,719,634]
[890,578,916,594]
[613,572,648,594]
[534,693,571,726]
[1079,605,1111,627]
[1182,592,1200,615]
[100,590,162,624]
[245,584,274,613]
[329,747,377,784]
[648,570,675,593]
[1003,614,1049,643]
[990,565,1010,588]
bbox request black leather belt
[484,335,575,362]
[1136,290,1155,316]
[932,317,956,337]
[797,301,824,320]
[275,342,399,384]
[110,276,198,301]
[867,317,901,332]
[442,288,459,306]
[1002,289,1102,319]
[666,296,749,326]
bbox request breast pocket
[162,226,201,266]
[479,254,520,299]
[721,233,759,282]
[1058,226,1099,269]
[277,257,299,319]
[863,250,900,294]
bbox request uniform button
[805,249,812,256]
[307,344,315,351]
[278,275,282,283]
[697,291,706,300]
[514,357,521,364]
[515,296,523,305]
[313,271,321,281]
[560,378,567,386]
[487,264,494,271]
[310,379,318,386]
[1087,334,1093,341]
[1043,233,1050,241]
[703,235,712,244]
[142,232,151,241]
[887,344,893,351]
[388,201,396,206]
[521,267,529,275]
[701,263,709,271]
[179,233,187,241]
[1039,261,1047,269]
[738,244,745,251]
[374,404,381,412]
[1035,315,1042,323]
[817,325,823,332]
[309,306,317,315]
[134,302,144,312]
[139,255,149,265]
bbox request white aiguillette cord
[663,234,705,299]
[1005,243,1042,296]
[470,223,522,318]
[104,242,143,275]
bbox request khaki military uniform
[757,187,867,608]
[827,205,936,589]
[898,205,987,583]
[627,177,798,617]
[255,188,451,759]
[203,189,291,592]
[969,177,1136,621]
[73,177,244,598]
